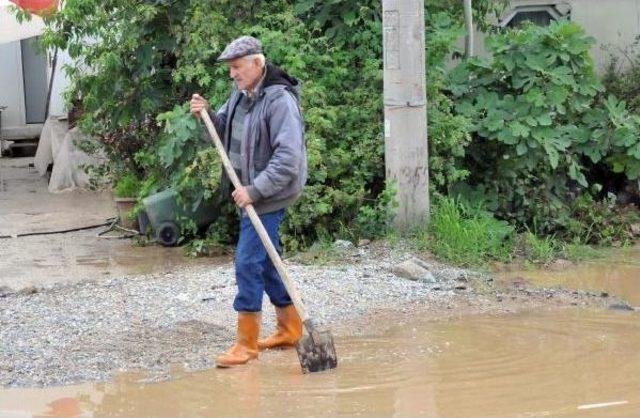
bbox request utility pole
[464,0,474,59]
[382,0,429,230]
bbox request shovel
[200,109,338,374]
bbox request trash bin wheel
[157,222,180,247]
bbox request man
[190,36,307,367]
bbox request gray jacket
[210,64,307,214]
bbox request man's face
[227,57,263,91]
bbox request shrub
[449,21,640,239]
[602,37,640,113]
[34,0,512,249]
[564,193,638,245]
[561,243,604,262]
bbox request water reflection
[34,397,84,418]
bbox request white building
[0,0,69,141]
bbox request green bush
[564,193,638,245]
[40,0,640,264]
[426,11,472,197]
[449,21,640,239]
[561,242,604,262]
[113,173,141,198]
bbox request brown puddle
[496,246,640,305]
[1,309,639,418]
[3,245,640,417]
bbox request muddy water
[1,308,639,418]
[0,229,224,289]
[497,246,640,306]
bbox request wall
[571,0,640,72]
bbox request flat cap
[217,36,263,62]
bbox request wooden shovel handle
[199,109,309,323]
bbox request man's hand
[232,186,254,208]
[190,93,210,118]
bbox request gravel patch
[0,242,474,388]
[0,242,614,388]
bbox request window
[499,5,570,28]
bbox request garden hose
[0,217,121,239]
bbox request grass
[524,232,558,264]
[415,197,515,267]
[561,242,607,262]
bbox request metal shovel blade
[296,325,337,373]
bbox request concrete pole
[382,0,429,230]
[464,0,474,59]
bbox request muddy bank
[494,250,640,307]
[0,242,623,388]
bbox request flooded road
[497,246,640,306]
[2,243,640,418]
[1,308,638,417]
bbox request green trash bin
[141,189,220,246]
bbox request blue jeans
[233,209,293,312]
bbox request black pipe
[0,220,113,239]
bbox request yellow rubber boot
[258,305,302,351]
[216,312,261,368]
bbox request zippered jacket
[210,63,307,214]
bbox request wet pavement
[0,157,115,236]
[0,157,214,290]
[1,307,638,417]
[0,228,217,290]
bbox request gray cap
[217,36,263,62]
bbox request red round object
[9,0,58,16]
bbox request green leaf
[485,110,505,132]
[294,0,316,14]
[516,142,528,156]
[568,162,588,186]
[537,113,553,126]
[544,144,559,168]
[547,86,568,106]
[524,54,546,71]
[510,121,530,138]
[524,88,545,107]
[497,129,518,145]
[550,66,575,86]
